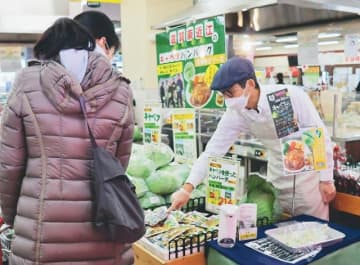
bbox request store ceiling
[153,0,360,53]
[0,0,121,44]
[225,4,358,34]
[153,0,360,33]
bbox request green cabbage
[144,143,174,169]
[128,176,148,198]
[139,192,166,209]
[246,173,282,224]
[131,143,144,154]
[172,163,191,185]
[133,126,143,142]
[247,190,274,222]
[146,167,182,194]
[126,155,155,179]
[146,165,186,195]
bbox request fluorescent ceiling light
[318,32,341,39]
[275,36,297,43]
[256,46,272,51]
[319,40,339,46]
[284,44,298,49]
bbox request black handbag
[79,96,146,243]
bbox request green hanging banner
[156,16,226,109]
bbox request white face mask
[225,94,249,111]
[95,43,115,61]
[95,43,107,57]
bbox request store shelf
[332,192,360,216]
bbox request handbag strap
[79,95,97,148]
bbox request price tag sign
[206,156,244,214]
[267,88,299,138]
[172,109,197,162]
[143,102,162,145]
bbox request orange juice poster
[172,109,197,162]
[143,102,162,145]
[281,128,327,175]
[206,156,244,214]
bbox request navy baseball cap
[211,56,255,92]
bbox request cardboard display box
[332,192,360,216]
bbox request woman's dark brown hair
[34,17,95,60]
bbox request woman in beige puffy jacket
[0,18,134,265]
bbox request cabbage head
[144,143,174,169]
[146,165,184,195]
[175,163,191,184]
[247,190,274,223]
[127,153,156,179]
[246,173,282,224]
[128,176,148,198]
[133,126,143,142]
[131,143,144,154]
[139,192,166,209]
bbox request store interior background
[0,0,359,128]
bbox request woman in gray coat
[0,18,134,264]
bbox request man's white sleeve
[186,109,251,187]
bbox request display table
[206,215,360,265]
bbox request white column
[121,0,193,125]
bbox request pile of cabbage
[133,126,143,142]
[245,173,282,224]
[126,143,206,209]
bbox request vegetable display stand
[136,197,216,264]
[133,243,205,265]
[332,192,360,216]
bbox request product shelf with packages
[137,197,217,261]
[0,219,14,265]
[135,197,270,263]
[333,161,360,216]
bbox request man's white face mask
[224,94,249,112]
[95,43,107,57]
[94,40,115,61]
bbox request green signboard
[156,16,226,109]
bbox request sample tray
[265,222,345,253]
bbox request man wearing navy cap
[170,56,335,220]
